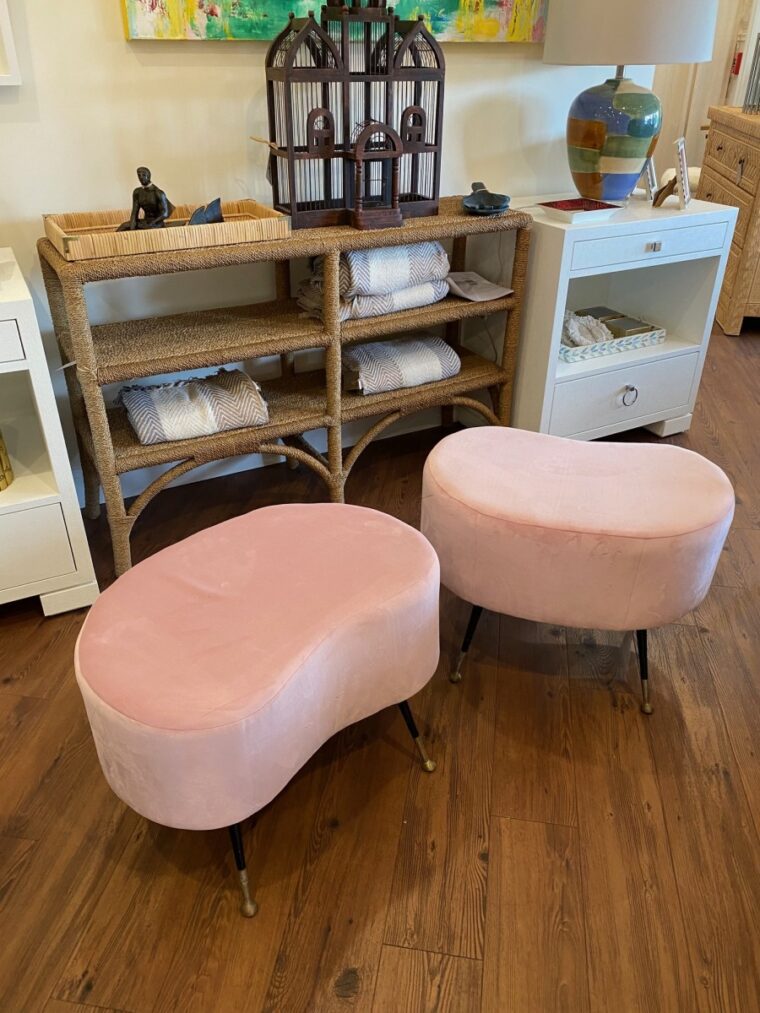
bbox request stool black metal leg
[636,629,653,715]
[397,700,436,773]
[228,823,258,918]
[451,605,484,684]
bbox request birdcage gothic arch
[264,0,445,230]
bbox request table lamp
[543,0,719,202]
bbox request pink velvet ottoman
[421,427,734,712]
[75,503,440,917]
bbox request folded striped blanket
[298,278,450,322]
[342,336,461,395]
[120,368,269,446]
[313,242,450,298]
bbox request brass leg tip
[451,650,467,684]
[414,737,436,773]
[237,869,258,918]
[640,679,653,715]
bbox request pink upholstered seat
[76,503,440,832]
[421,428,734,631]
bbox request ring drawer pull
[646,241,663,252]
[622,385,639,407]
[716,143,724,152]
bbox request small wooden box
[574,305,619,321]
[43,200,290,262]
[605,316,652,338]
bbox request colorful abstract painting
[122,1,546,44]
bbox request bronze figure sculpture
[118,167,175,231]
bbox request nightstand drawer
[704,129,759,194]
[549,353,700,437]
[0,320,24,363]
[0,504,76,592]
[571,223,728,271]
[697,169,753,247]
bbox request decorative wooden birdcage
[265,0,445,230]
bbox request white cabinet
[512,195,736,441]
[0,248,98,615]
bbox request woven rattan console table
[38,197,532,576]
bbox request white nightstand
[511,195,736,440]
[0,249,98,615]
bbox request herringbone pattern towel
[298,240,451,322]
[120,368,269,446]
[298,278,450,322]
[342,336,461,395]
[313,242,450,298]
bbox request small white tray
[559,328,666,362]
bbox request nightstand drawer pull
[622,385,639,407]
[646,241,663,252]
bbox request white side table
[511,195,736,440]
[0,248,98,615]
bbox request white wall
[0,0,650,500]
[654,0,744,169]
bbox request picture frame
[640,157,658,201]
[120,0,547,43]
[675,136,691,209]
[0,0,21,86]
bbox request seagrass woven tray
[43,200,290,261]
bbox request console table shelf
[38,197,531,576]
[90,298,326,384]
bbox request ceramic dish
[463,183,511,216]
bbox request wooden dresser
[699,106,760,334]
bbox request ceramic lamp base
[567,77,662,202]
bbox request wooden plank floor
[1,327,759,1012]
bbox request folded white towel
[342,335,462,395]
[120,369,268,445]
[298,278,450,322]
[311,241,450,298]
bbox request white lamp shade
[543,0,719,66]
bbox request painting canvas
[122,1,546,44]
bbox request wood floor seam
[380,941,483,964]
[377,938,486,963]
[487,813,578,830]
